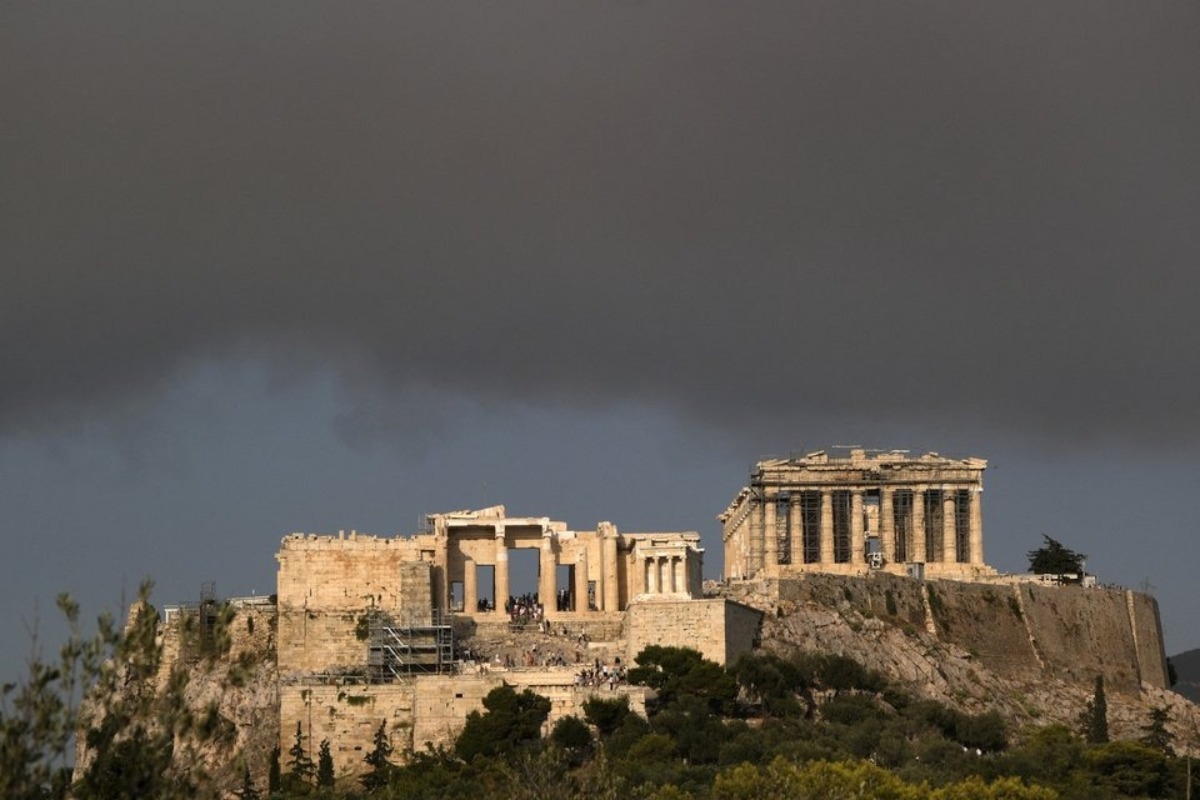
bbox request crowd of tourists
[506,593,544,626]
[575,658,627,690]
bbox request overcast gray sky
[3,2,1199,681]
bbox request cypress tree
[1086,675,1109,744]
[317,739,335,788]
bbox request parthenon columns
[494,525,509,610]
[969,487,984,565]
[762,493,778,574]
[880,488,895,562]
[819,489,834,563]
[850,490,864,563]
[942,488,957,564]
[788,494,803,566]
[911,487,926,562]
[719,451,992,579]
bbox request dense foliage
[1027,535,1087,576]
[1,591,1193,799]
[254,646,1192,799]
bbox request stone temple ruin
[275,505,760,776]
[134,445,1181,785]
[721,449,993,581]
[141,447,1177,785]
[272,451,1002,776]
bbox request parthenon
[720,449,994,581]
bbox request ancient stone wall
[624,599,762,666]
[280,673,648,780]
[277,532,433,611]
[276,535,434,675]
[752,574,1168,694]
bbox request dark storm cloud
[3,2,1198,442]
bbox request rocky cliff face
[84,574,1198,792]
[717,574,1196,750]
[73,600,280,796]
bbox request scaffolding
[366,609,454,682]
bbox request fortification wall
[276,533,434,611]
[746,574,1168,694]
[625,599,762,666]
[1128,590,1170,688]
[277,537,434,675]
[281,673,648,779]
[277,608,370,675]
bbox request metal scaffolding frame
[366,609,454,682]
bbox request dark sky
[3,2,1199,680]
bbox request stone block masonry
[625,599,762,667]
[281,673,649,778]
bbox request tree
[233,763,261,800]
[287,721,315,786]
[455,683,551,762]
[628,646,738,715]
[316,738,335,788]
[268,746,281,793]
[1083,675,1109,744]
[1027,535,1086,576]
[72,590,199,800]
[1139,706,1174,755]
[0,594,102,800]
[1085,740,1174,797]
[582,695,631,737]
[361,720,394,791]
[551,715,592,752]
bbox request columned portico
[429,507,704,620]
[720,449,992,580]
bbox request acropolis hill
[100,449,1185,792]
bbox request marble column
[574,551,589,611]
[788,494,803,566]
[969,487,984,565]
[494,525,509,612]
[819,490,834,564]
[463,558,477,614]
[646,557,658,594]
[911,489,926,562]
[942,488,957,564]
[763,493,778,575]
[850,490,864,563]
[601,523,619,612]
[539,530,556,611]
[880,488,895,563]
[674,557,686,596]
